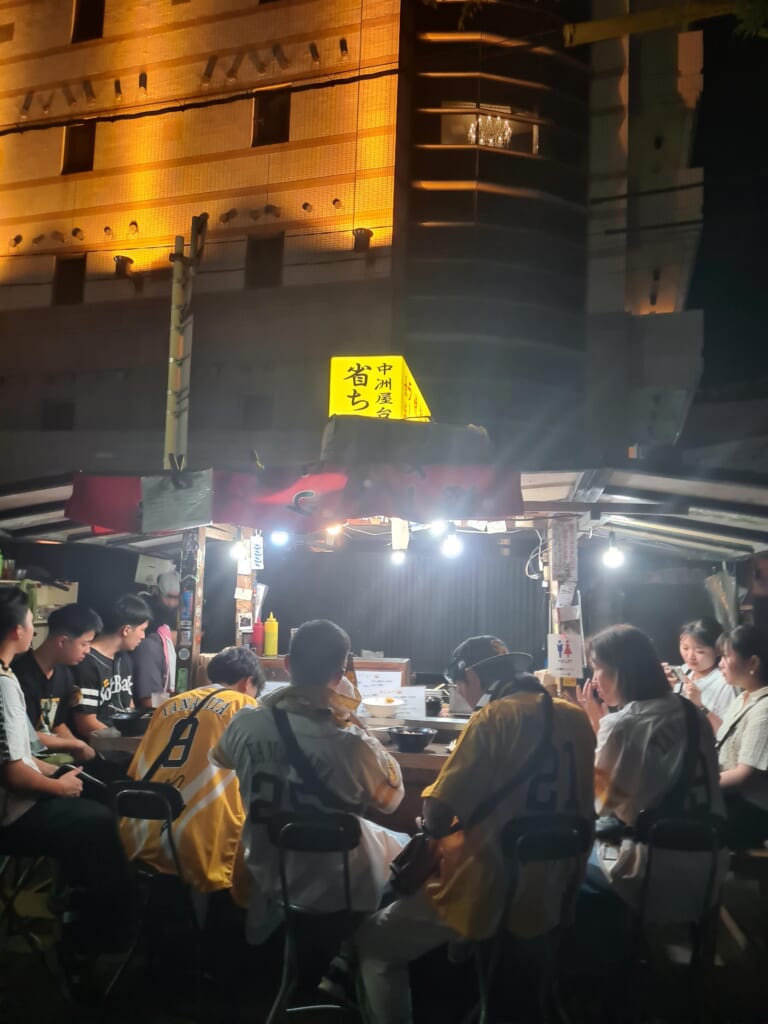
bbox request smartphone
[672,666,687,687]
[54,764,108,789]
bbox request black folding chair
[633,811,726,1022]
[106,780,202,1000]
[0,854,51,963]
[265,812,362,1024]
[469,815,592,1024]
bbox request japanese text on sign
[329,355,431,421]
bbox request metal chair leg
[266,925,300,1024]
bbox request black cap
[444,635,533,686]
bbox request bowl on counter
[362,696,405,719]
[111,710,151,737]
[388,726,437,753]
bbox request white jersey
[673,665,735,721]
[213,688,407,942]
[594,694,726,923]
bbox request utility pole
[164,213,208,471]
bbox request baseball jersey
[594,695,727,923]
[422,691,595,940]
[213,686,406,942]
[717,686,768,810]
[119,685,258,901]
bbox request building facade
[0,0,703,486]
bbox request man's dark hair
[207,646,264,693]
[100,594,152,635]
[47,604,103,639]
[587,624,669,704]
[289,619,350,687]
[0,587,29,643]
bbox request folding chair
[0,854,51,963]
[265,812,362,1024]
[633,811,726,1023]
[469,814,592,1024]
[106,779,202,1000]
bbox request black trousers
[0,795,135,952]
[724,792,768,849]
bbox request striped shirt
[71,649,133,724]
[717,686,768,811]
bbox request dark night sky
[688,21,768,391]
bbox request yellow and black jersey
[119,685,258,902]
[422,692,595,940]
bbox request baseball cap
[157,571,180,598]
[444,635,533,685]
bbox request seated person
[120,645,263,902]
[578,624,726,922]
[132,571,180,708]
[354,635,596,1024]
[664,617,736,732]
[0,587,134,959]
[13,603,102,765]
[69,594,151,740]
[717,624,768,848]
[213,619,408,943]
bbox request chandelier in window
[468,114,512,149]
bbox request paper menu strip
[397,685,426,719]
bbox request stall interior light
[270,529,290,547]
[430,520,448,538]
[391,549,406,566]
[602,532,625,569]
[326,523,343,537]
[441,529,463,558]
[230,539,247,561]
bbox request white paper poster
[398,686,426,719]
[356,670,404,698]
[547,632,584,677]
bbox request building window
[62,122,96,174]
[440,102,539,154]
[71,0,105,42]
[41,400,76,431]
[245,234,284,289]
[241,394,274,431]
[252,89,290,147]
[52,255,86,305]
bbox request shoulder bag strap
[465,690,554,829]
[142,688,234,782]
[662,695,700,815]
[715,691,768,752]
[271,706,360,814]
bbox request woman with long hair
[717,624,768,847]
[577,624,725,922]
[663,617,735,732]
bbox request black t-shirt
[71,649,134,725]
[11,649,76,733]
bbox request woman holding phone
[663,618,735,733]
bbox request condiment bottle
[263,612,279,657]
[252,618,265,656]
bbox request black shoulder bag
[142,688,235,782]
[271,706,360,814]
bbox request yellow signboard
[328,355,431,421]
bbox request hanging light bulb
[441,528,463,558]
[270,530,290,547]
[326,524,343,537]
[230,540,247,561]
[602,532,625,569]
[430,520,448,538]
[391,550,406,566]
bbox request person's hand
[72,740,96,762]
[56,767,83,798]
[577,679,607,733]
[683,680,703,709]
[661,662,678,689]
